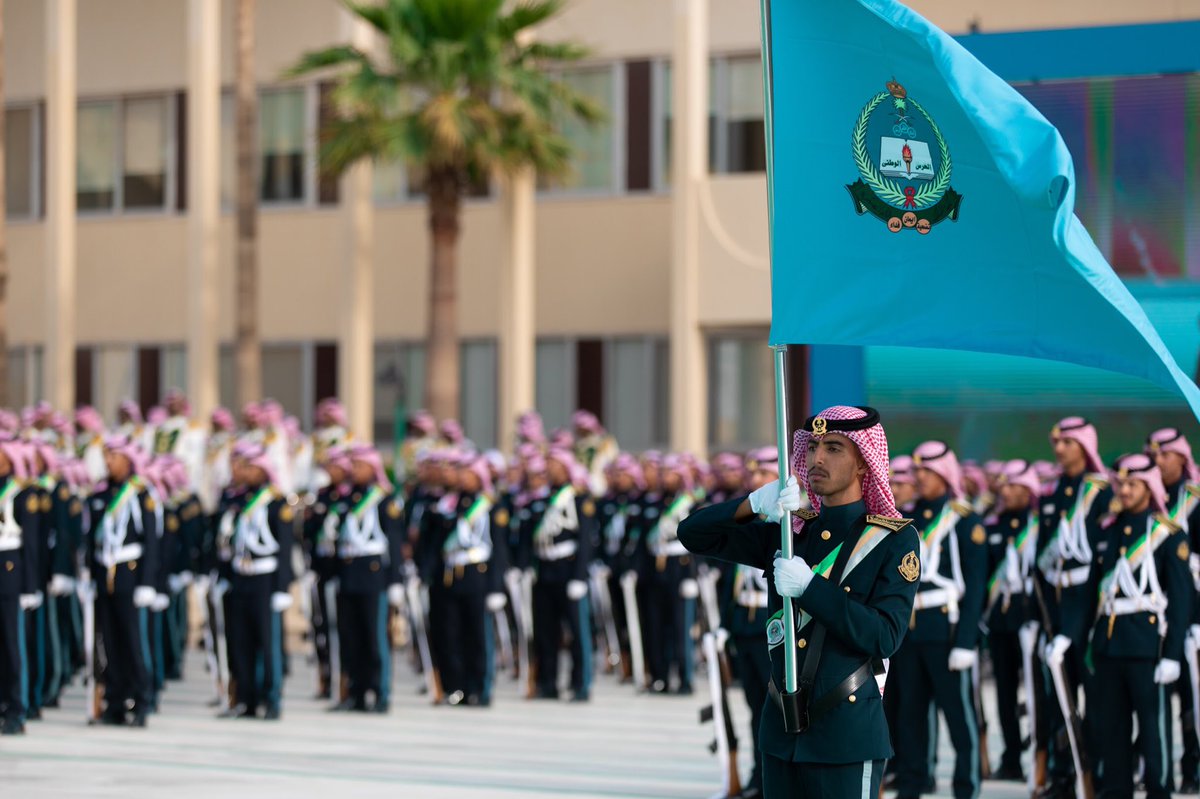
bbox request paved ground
[0,648,1187,798]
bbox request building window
[6,106,38,219]
[374,341,426,447]
[605,337,669,452]
[541,65,620,194]
[77,100,118,211]
[711,55,765,174]
[708,332,773,451]
[122,96,170,209]
[461,339,498,449]
[535,339,577,431]
[260,87,308,203]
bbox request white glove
[486,592,508,612]
[1043,634,1071,664]
[271,592,293,613]
[948,647,977,672]
[133,586,158,608]
[1189,624,1200,646]
[773,555,814,598]
[49,574,76,597]
[167,574,186,594]
[679,578,700,599]
[750,476,802,523]
[195,574,212,596]
[1155,658,1182,685]
[19,592,43,610]
[77,580,97,602]
[387,583,407,609]
[178,570,194,587]
[566,580,588,601]
[152,593,171,613]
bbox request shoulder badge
[40,495,52,512]
[950,500,972,517]
[70,499,82,515]
[970,525,987,545]
[166,515,180,533]
[1187,484,1200,499]
[1179,540,1191,561]
[581,500,596,518]
[1085,475,1110,490]
[279,505,295,523]
[58,485,70,501]
[143,494,156,511]
[1156,514,1183,534]
[387,501,402,519]
[898,551,921,583]
[795,508,819,521]
[26,495,39,513]
[866,514,912,533]
[495,508,510,528]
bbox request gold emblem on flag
[898,551,920,583]
[812,417,828,437]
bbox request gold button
[797,638,807,649]
[844,586,852,593]
[1010,519,1019,529]
[129,562,137,571]
[821,530,831,541]
[1065,487,1074,497]
[370,561,380,572]
[1124,526,1132,535]
[4,561,11,572]
[1149,615,1156,624]
[848,694,857,704]
[942,606,949,615]
[1120,547,1127,556]
[923,509,933,520]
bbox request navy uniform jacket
[0,477,41,597]
[907,495,988,648]
[1086,508,1191,662]
[85,479,161,596]
[627,491,697,586]
[985,507,1037,634]
[596,492,642,574]
[1036,472,1113,646]
[219,487,295,596]
[418,492,509,595]
[516,485,597,584]
[679,496,919,765]
[328,484,405,593]
[1163,479,1200,625]
[303,484,344,581]
[50,485,85,581]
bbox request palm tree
[290,0,599,422]
[235,0,262,405]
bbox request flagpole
[772,344,798,693]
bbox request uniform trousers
[531,577,591,698]
[225,577,283,712]
[430,569,491,702]
[733,632,770,791]
[95,591,151,713]
[336,589,389,706]
[988,628,1025,770]
[763,754,884,799]
[0,597,25,720]
[1092,656,1169,799]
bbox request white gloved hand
[948,647,977,672]
[387,583,407,609]
[77,580,97,602]
[1190,624,1200,646]
[773,555,814,598]
[133,586,157,608]
[194,574,212,595]
[177,570,194,587]
[49,574,77,597]
[1155,658,1182,685]
[679,578,700,599]
[213,579,230,601]
[486,592,508,612]
[750,476,802,523]
[1043,634,1071,664]
[270,592,293,613]
[19,592,43,610]
[152,593,171,613]
[167,574,186,594]
[566,580,588,601]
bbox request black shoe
[43,696,60,709]
[1180,779,1199,794]
[736,789,762,799]
[533,688,558,700]
[991,762,1024,782]
[99,709,127,726]
[570,692,589,703]
[1,717,25,735]
[675,684,694,696]
[263,706,281,721]
[922,776,936,793]
[130,711,148,728]
[26,706,41,721]
[218,704,253,719]
[371,700,389,714]
[328,697,367,712]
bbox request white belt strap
[233,556,278,576]
[98,543,144,567]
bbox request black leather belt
[769,660,876,731]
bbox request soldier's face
[662,471,683,494]
[747,470,777,492]
[1117,478,1151,514]
[326,465,346,484]
[1052,437,1086,473]
[643,466,660,491]
[106,452,131,483]
[890,480,915,507]
[547,460,569,486]
[1155,451,1186,486]
[245,465,268,487]
[526,472,548,491]
[914,467,949,501]
[459,469,482,494]
[1000,483,1032,511]
[0,451,11,478]
[351,461,374,485]
[612,473,634,493]
[806,434,865,498]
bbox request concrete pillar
[45,0,76,409]
[337,11,374,439]
[186,0,220,421]
[498,167,536,454]
[669,0,708,455]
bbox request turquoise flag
[762,0,1200,418]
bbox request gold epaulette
[794,508,818,521]
[1156,514,1184,534]
[866,514,913,533]
[1187,483,1200,499]
[1084,474,1110,490]
[950,500,973,517]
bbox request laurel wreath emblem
[852,92,952,211]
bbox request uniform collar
[817,498,866,531]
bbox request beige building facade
[4,0,1200,453]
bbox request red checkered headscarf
[791,405,897,526]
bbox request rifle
[970,658,991,780]
[1017,620,1042,793]
[588,564,621,673]
[77,566,99,724]
[699,630,742,799]
[505,567,530,681]
[620,570,646,691]
[405,574,442,702]
[1029,571,1094,799]
[521,568,537,698]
